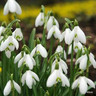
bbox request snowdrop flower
[52,58,68,74]
[30,44,48,58]
[55,45,66,60]
[3,80,21,96]
[68,42,84,54]
[65,26,86,45]
[35,12,44,27]
[47,16,59,31]
[46,69,70,87]
[72,76,95,94]
[14,52,26,64]
[47,25,61,41]
[4,0,22,15]
[12,28,23,41]
[0,36,19,58]
[21,70,39,89]
[0,26,5,35]
[18,54,36,70]
[76,53,96,70]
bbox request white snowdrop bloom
[3,0,22,15]
[76,53,96,70]
[51,58,68,74]
[46,69,70,87]
[65,28,74,45]
[72,76,95,94]
[0,26,5,35]
[30,44,48,58]
[12,28,23,41]
[68,42,84,54]
[0,36,19,51]
[55,45,67,60]
[35,12,44,27]
[21,70,39,89]
[47,16,59,31]
[65,26,86,45]
[14,52,26,64]
[75,54,87,70]
[3,80,21,96]
[47,25,61,41]
[0,36,19,58]
[73,26,86,44]
[18,54,36,70]
[89,53,96,68]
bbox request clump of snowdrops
[0,0,96,96]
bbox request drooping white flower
[47,25,61,41]
[30,44,48,58]
[0,36,19,58]
[47,16,59,31]
[0,26,5,35]
[46,69,70,87]
[3,0,22,15]
[3,80,21,96]
[51,58,68,74]
[12,28,23,41]
[14,52,26,64]
[21,70,39,89]
[65,26,86,45]
[55,45,66,60]
[72,76,95,94]
[18,54,36,70]
[76,53,96,70]
[35,12,44,27]
[68,42,84,54]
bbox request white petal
[3,80,11,96]
[54,26,61,40]
[55,45,63,53]
[79,78,88,94]
[85,77,95,88]
[46,70,57,87]
[89,53,96,68]
[75,26,86,44]
[72,78,79,89]
[14,52,22,63]
[8,0,16,13]
[31,57,36,66]
[18,57,24,68]
[65,28,74,45]
[60,72,70,87]
[35,12,44,27]
[68,44,72,55]
[30,47,36,57]
[79,55,87,70]
[47,26,54,39]
[13,81,21,94]
[3,2,9,15]
[26,71,33,89]
[5,50,11,58]
[0,40,9,51]
[25,55,33,69]
[75,55,85,65]
[0,26,5,35]
[15,1,22,14]
[38,44,48,58]
[31,71,39,81]
[21,72,26,86]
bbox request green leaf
[29,28,36,51]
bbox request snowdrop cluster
[2,3,96,96]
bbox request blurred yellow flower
[0,0,96,22]
[0,67,2,72]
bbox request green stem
[69,41,74,96]
[41,28,46,47]
[48,36,55,57]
